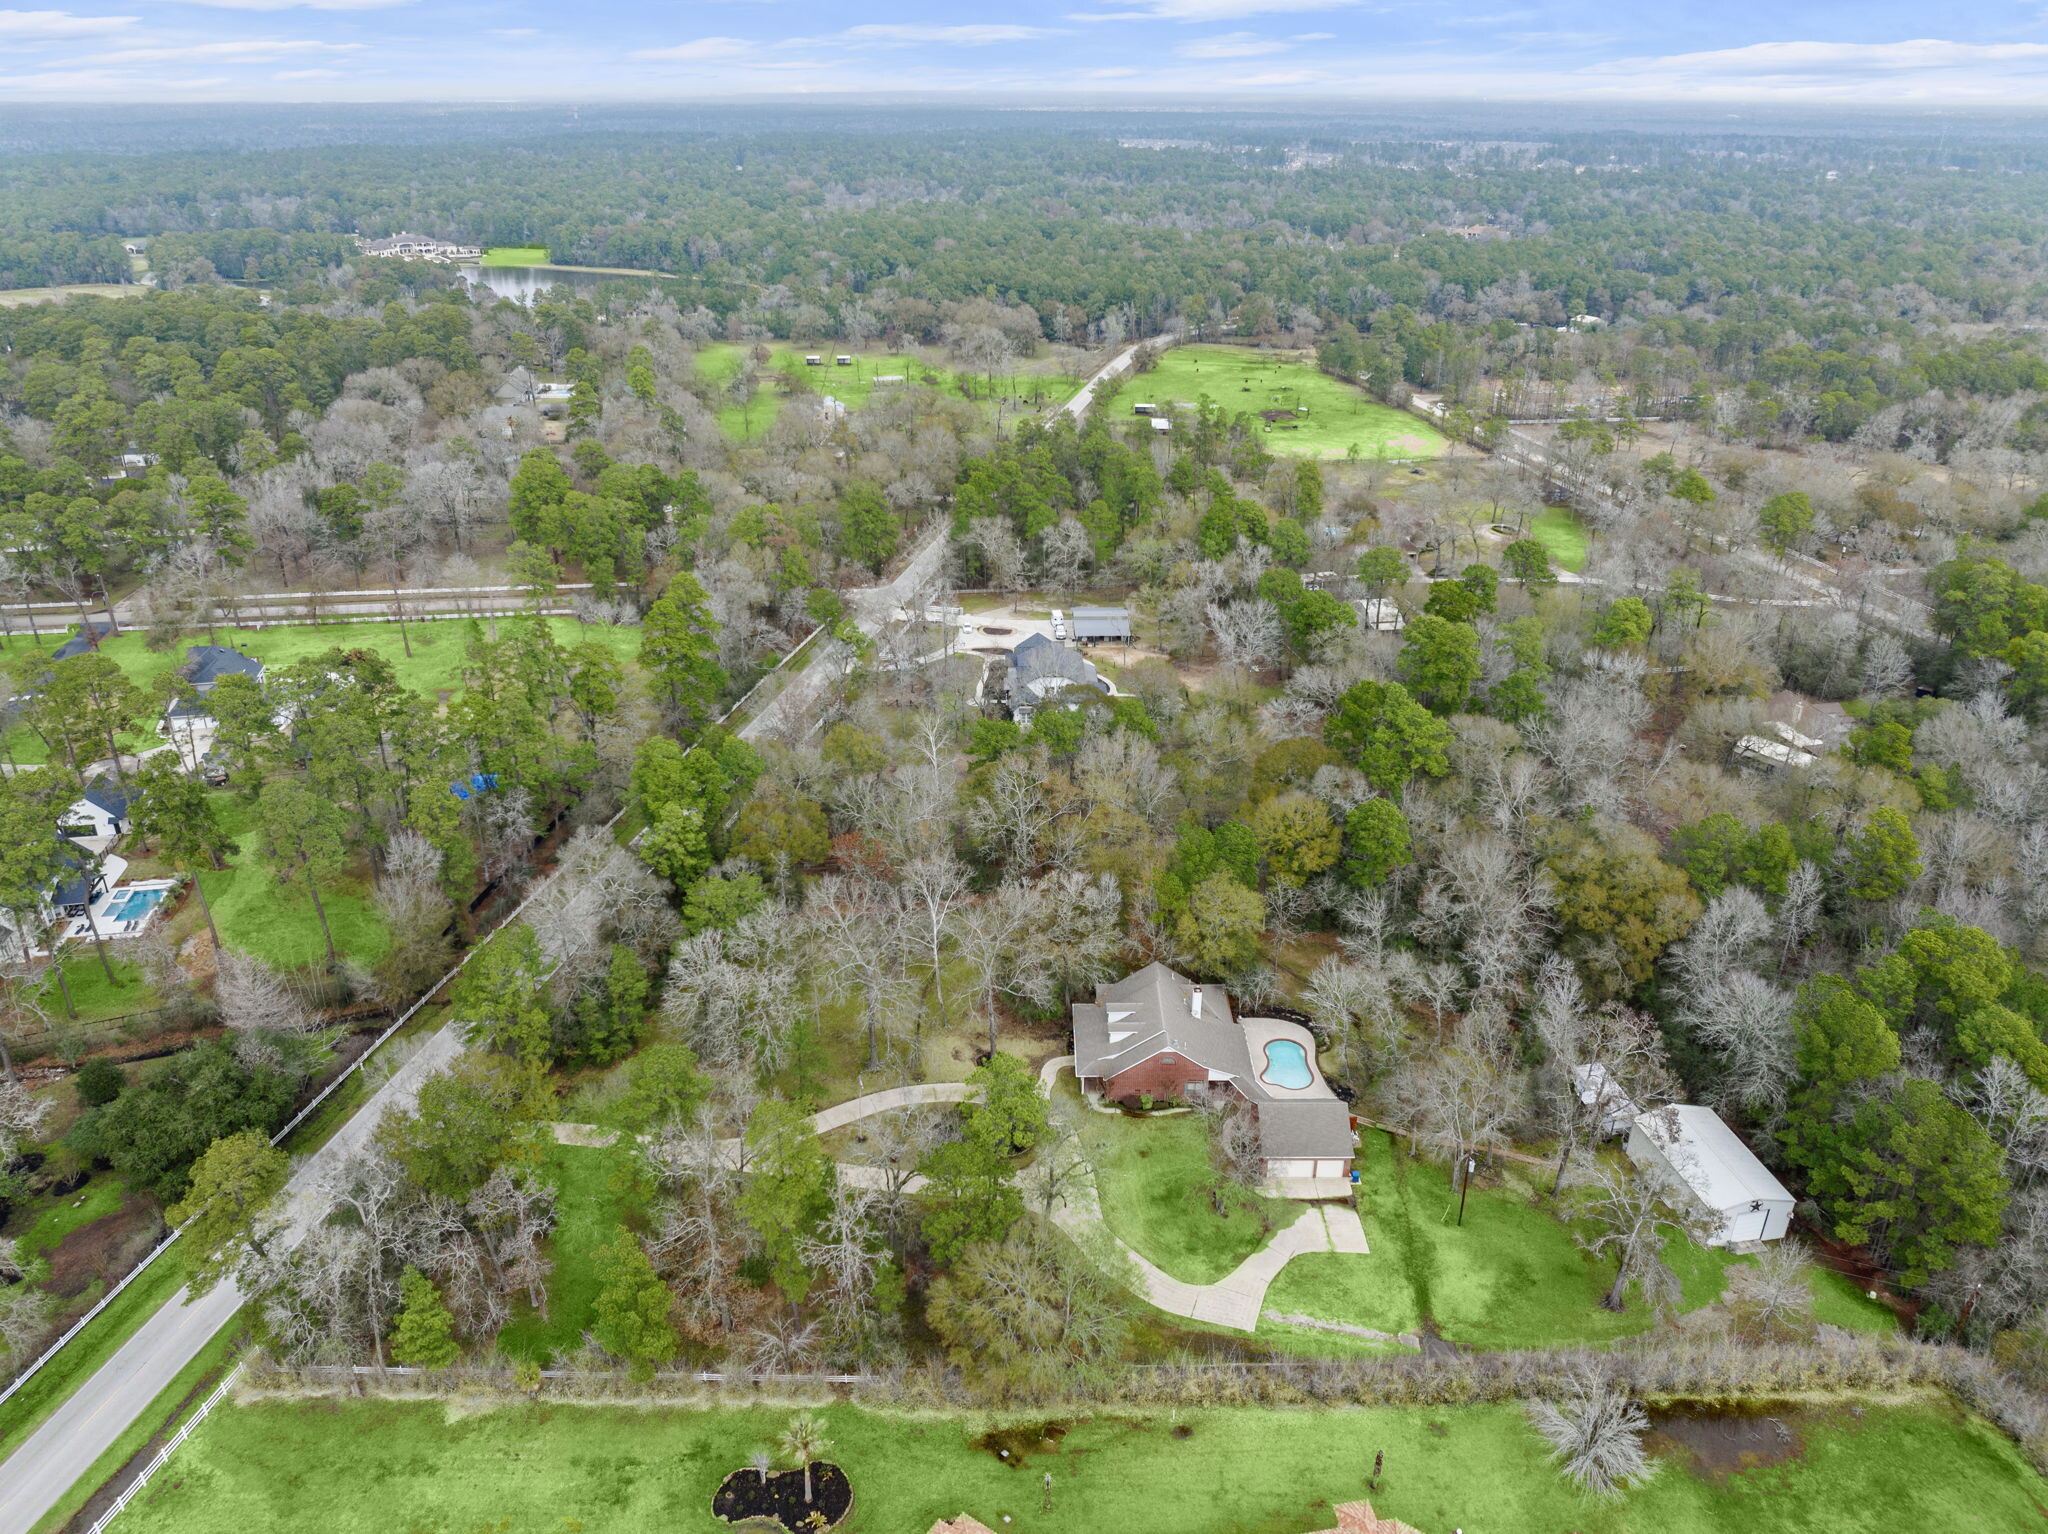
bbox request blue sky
[7,1,2048,102]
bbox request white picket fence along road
[83,1365,242,1534]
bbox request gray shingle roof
[1256,1098,1355,1160]
[1073,962,1249,1082]
[1006,634,1107,705]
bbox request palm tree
[750,1449,773,1487]
[778,1413,832,1505]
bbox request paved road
[0,1022,467,1534]
[1059,331,1179,421]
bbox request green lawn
[1261,1133,1895,1351]
[27,954,157,1027]
[694,343,1079,442]
[480,246,550,267]
[1528,506,1591,572]
[17,1172,128,1261]
[197,793,388,970]
[113,1395,2048,1534]
[496,1143,642,1366]
[1,617,638,764]
[1099,344,1447,460]
[1074,1087,1301,1284]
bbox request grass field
[480,246,550,267]
[113,1393,2048,1534]
[0,285,141,309]
[1260,1133,1896,1351]
[694,343,1080,442]
[196,792,388,970]
[1100,344,1447,461]
[1529,507,1592,573]
[496,1143,641,1366]
[0,616,639,765]
[1075,1088,1302,1284]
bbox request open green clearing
[694,343,1079,442]
[1100,344,1447,461]
[1528,507,1591,572]
[0,616,639,765]
[496,1143,639,1366]
[480,246,550,267]
[1074,1086,1301,1284]
[115,1393,2047,1534]
[1260,1133,1896,1349]
[0,285,140,309]
[195,791,388,969]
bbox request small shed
[803,354,823,366]
[1355,598,1406,633]
[1070,605,1132,643]
[1150,416,1172,432]
[1572,1063,1640,1138]
[1131,402,1156,416]
[1626,1105,1793,1246]
[835,354,853,365]
[1734,734,1815,769]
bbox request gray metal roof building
[1069,605,1132,642]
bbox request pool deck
[61,876,179,943]
[1241,1016,1338,1101]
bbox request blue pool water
[1261,1038,1314,1090]
[103,887,166,924]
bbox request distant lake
[461,263,670,305]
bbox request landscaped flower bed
[712,1462,853,1532]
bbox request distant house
[1073,962,1355,1188]
[1766,691,1851,752]
[1733,734,1815,770]
[60,780,135,843]
[1626,1105,1794,1246]
[357,233,481,263]
[1355,597,1406,633]
[1307,1503,1427,1534]
[1004,634,1110,725]
[1069,605,1132,644]
[50,621,114,663]
[163,645,264,749]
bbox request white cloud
[273,66,341,76]
[0,8,135,37]
[1589,38,2048,78]
[1175,30,1291,57]
[98,36,362,61]
[1072,0,1356,21]
[1232,67,1324,84]
[838,24,1060,45]
[631,35,757,60]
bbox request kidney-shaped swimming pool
[1259,1037,1314,1091]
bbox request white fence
[84,1365,241,1534]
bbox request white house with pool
[1071,962,1356,1198]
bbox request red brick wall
[1106,1053,1209,1103]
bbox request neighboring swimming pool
[102,886,167,925]
[1260,1037,1315,1091]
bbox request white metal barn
[1626,1105,1794,1246]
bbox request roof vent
[1191,988,1203,1018]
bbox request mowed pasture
[112,1394,2048,1534]
[479,246,550,267]
[1100,344,1448,460]
[694,343,1080,441]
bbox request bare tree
[1575,1156,1697,1313]
[215,948,316,1068]
[1726,1242,1818,1341]
[1683,969,1797,1116]
[899,853,970,1034]
[1526,1376,1656,1496]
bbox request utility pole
[1457,1156,1475,1226]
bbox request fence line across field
[83,1365,242,1534]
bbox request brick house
[1072,962,1355,1185]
